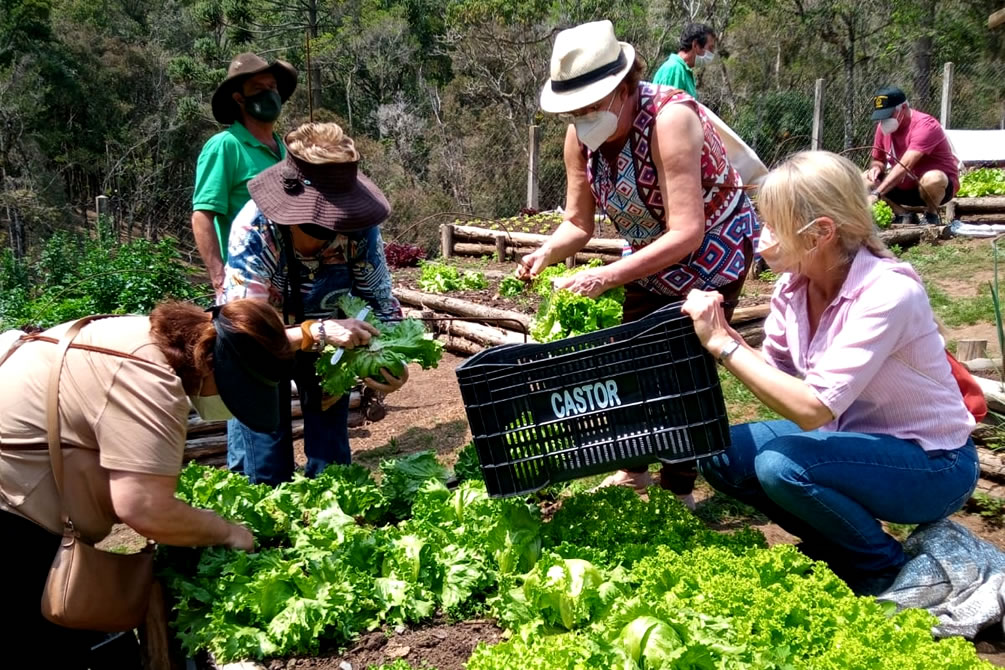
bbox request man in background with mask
[192,53,298,300]
[865,86,959,226]
[651,23,717,98]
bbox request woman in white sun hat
[517,20,759,506]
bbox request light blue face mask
[189,393,233,421]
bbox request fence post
[495,235,507,262]
[940,62,954,129]
[811,79,825,151]
[440,223,454,259]
[527,125,540,211]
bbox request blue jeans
[699,420,978,574]
[227,354,351,486]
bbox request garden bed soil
[264,620,502,670]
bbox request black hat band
[550,51,627,94]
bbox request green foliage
[872,200,894,229]
[418,261,487,293]
[530,260,625,342]
[379,451,450,520]
[957,168,1005,198]
[925,281,995,327]
[970,492,1005,527]
[168,462,991,669]
[542,486,766,568]
[498,275,526,297]
[452,441,484,483]
[0,225,206,330]
[315,295,443,398]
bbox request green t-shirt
[651,53,697,98]
[192,121,285,261]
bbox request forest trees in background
[0,0,1001,262]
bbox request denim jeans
[227,353,351,486]
[698,420,979,574]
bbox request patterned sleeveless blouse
[586,83,756,297]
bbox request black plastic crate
[455,303,730,497]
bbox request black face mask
[242,89,282,123]
[298,223,339,240]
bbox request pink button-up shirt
[762,247,974,451]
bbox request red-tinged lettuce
[315,295,443,398]
[384,242,426,268]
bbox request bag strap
[45,316,114,525]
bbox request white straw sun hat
[540,20,635,114]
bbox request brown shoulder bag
[39,315,155,632]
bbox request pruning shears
[329,305,371,365]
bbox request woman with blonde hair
[222,122,408,485]
[683,150,978,596]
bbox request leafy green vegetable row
[958,168,1005,198]
[167,457,991,669]
[418,260,488,293]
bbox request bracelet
[870,189,881,198]
[717,338,741,365]
[313,320,327,353]
[299,320,317,352]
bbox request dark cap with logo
[871,86,907,121]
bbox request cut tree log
[393,287,532,331]
[185,420,306,461]
[964,358,1003,375]
[877,227,929,247]
[959,213,1005,224]
[435,317,528,346]
[730,304,770,324]
[957,339,989,362]
[973,375,1005,413]
[736,322,765,347]
[450,224,626,254]
[441,335,485,356]
[954,196,1005,213]
[453,242,620,264]
[978,447,1005,483]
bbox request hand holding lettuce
[315,295,443,398]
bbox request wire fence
[529,58,1005,214]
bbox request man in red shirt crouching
[864,86,959,226]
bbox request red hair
[149,300,292,394]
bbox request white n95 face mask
[190,394,234,422]
[879,117,900,135]
[697,50,716,64]
[574,111,619,152]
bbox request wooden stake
[440,223,455,259]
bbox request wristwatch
[717,338,741,364]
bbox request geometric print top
[586,83,757,297]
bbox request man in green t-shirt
[192,53,298,297]
[651,23,717,98]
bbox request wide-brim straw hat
[212,52,298,125]
[248,154,391,232]
[540,20,635,114]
